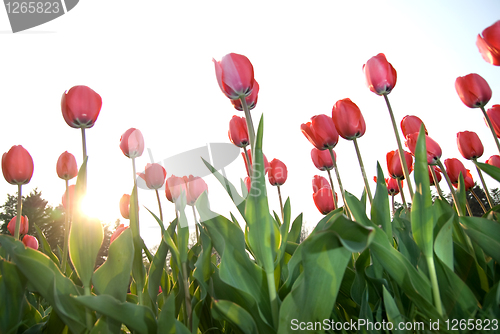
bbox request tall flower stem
[240,97,256,156]
[480,106,500,155]
[328,148,349,216]
[429,167,446,201]
[14,185,23,240]
[383,94,414,199]
[397,179,407,209]
[182,262,192,331]
[473,161,494,209]
[84,285,93,330]
[436,160,464,217]
[277,185,284,222]
[326,169,339,209]
[391,194,395,216]
[465,198,473,216]
[61,180,70,271]
[426,256,444,316]
[352,138,372,205]
[470,189,487,214]
[243,146,252,176]
[155,189,164,222]
[192,206,199,244]
[131,157,143,305]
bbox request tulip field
[2,18,500,334]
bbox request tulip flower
[213,53,255,100]
[476,20,500,66]
[406,133,442,165]
[7,215,29,236]
[311,148,334,171]
[312,175,331,193]
[166,175,188,203]
[120,194,131,219]
[385,177,400,196]
[455,73,492,109]
[110,224,129,244]
[300,114,339,150]
[400,115,428,139]
[231,80,259,111]
[120,128,145,159]
[363,53,397,95]
[22,235,38,250]
[228,116,250,148]
[242,150,270,176]
[138,163,166,190]
[185,175,208,206]
[61,85,102,129]
[57,151,78,180]
[386,149,413,180]
[331,98,366,140]
[457,131,484,160]
[268,159,287,186]
[444,158,467,185]
[244,176,251,194]
[486,105,500,137]
[2,145,34,185]
[486,155,500,168]
[313,187,335,215]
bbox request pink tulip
[363,53,397,95]
[213,53,255,100]
[138,163,167,190]
[120,128,144,158]
[7,215,29,236]
[2,145,34,185]
[61,85,102,129]
[22,235,38,249]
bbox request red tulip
[22,235,38,250]
[166,175,188,202]
[231,80,259,111]
[138,163,166,190]
[242,150,270,176]
[313,187,335,215]
[457,131,484,160]
[2,145,34,185]
[119,194,130,219]
[268,159,288,186]
[429,166,442,186]
[244,176,251,193]
[7,215,29,236]
[486,105,500,137]
[374,176,400,196]
[228,116,249,148]
[444,158,467,185]
[213,53,255,100]
[386,149,413,180]
[62,185,76,211]
[362,53,397,95]
[110,224,129,244]
[56,151,78,180]
[311,148,335,171]
[405,133,442,165]
[400,115,428,139]
[120,128,144,158]
[486,155,500,168]
[476,20,500,66]
[331,98,366,140]
[312,175,330,193]
[451,169,474,191]
[300,114,339,150]
[61,85,102,129]
[455,74,492,109]
[185,175,208,206]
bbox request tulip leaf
[74,295,157,334]
[193,223,213,300]
[157,293,191,334]
[371,163,392,241]
[287,213,303,245]
[212,300,259,334]
[475,161,500,183]
[382,286,407,334]
[434,214,454,271]
[34,224,60,266]
[129,184,146,300]
[459,216,500,263]
[92,228,134,303]
[275,197,291,266]
[146,233,169,312]
[0,260,28,334]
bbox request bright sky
[1,0,499,248]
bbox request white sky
[1,0,499,248]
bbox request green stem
[426,256,443,317]
[131,157,144,305]
[240,97,256,157]
[84,285,93,330]
[266,272,279,330]
[14,185,23,240]
[243,146,252,177]
[326,169,339,209]
[277,185,284,223]
[397,179,407,209]
[429,166,446,202]
[328,148,349,217]
[473,161,494,209]
[155,189,164,222]
[182,262,192,331]
[383,94,414,199]
[391,194,395,217]
[436,160,464,217]
[470,188,487,214]
[192,205,199,244]
[465,197,473,216]
[353,138,372,205]
[61,180,70,272]
[81,128,88,189]
[480,106,500,155]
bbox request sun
[80,191,118,223]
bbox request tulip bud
[185,175,208,206]
[386,149,413,180]
[476,20,500,66]
[311,148,335,171]
[486,155,500,168]
[244,176,251,194]
[166,175,187,202]
[385,178,401,196]
[268,159,288,186]
[120,128,144,158]
[444,158,467,185]
[457,131,484,160]
[312,175,330,193]
[400,115,428,139]
[313,187,335,215]
[7,215,29,236]
[110,224,129,244]
[22,235,38,249]
[228,116,250,148]
[486,105,500,138]
[300,114,339,150]
[119,194,131,219]
[363,53,397,95]
[2,145,34,185]
[213,53,255,100]
[61,85,102,129]
[455,73,492,109]
[56,151,78,180]
[331,98,366,140]
[138,163,166,190]
[405,133,442,165]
